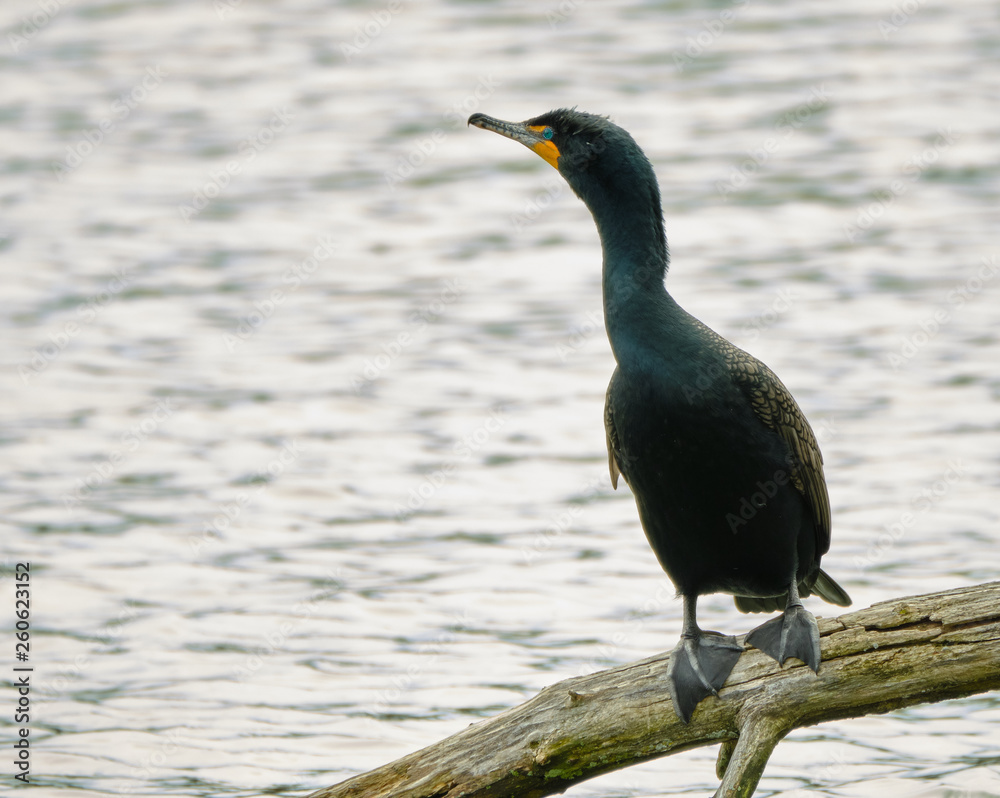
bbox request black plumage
[469,108,850,723]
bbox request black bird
[468,109,851,723]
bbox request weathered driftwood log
[309,582,1000,798]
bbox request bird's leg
[745,578,821,671]
[668,595,744,724]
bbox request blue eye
[542,127,554,140]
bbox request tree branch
[308,582,1000,798]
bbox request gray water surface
[2,0,999,796]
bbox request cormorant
[468,109,851,723]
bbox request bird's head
[468,108,629,192]
[468,108,666,263]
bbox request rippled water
[2,0,999,795]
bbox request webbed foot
[668,631,744,723]
[745,603,820,671]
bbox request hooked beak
[468,113,561,170]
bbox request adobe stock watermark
[783,750,852,798]
[178,106,294,222]
[510,176,566,234]
[555,251,659,362]
[114,728,187,792]
[363,609,474,731]
[546,0,587,27]
[521,472,606,563]
[340,0,406,60]
[672,0,750,73]
[35,601,141,700]
[857,459,966,567]
[878,0,926,39]
[7,0,70,54]
[948,254,999,309]
[60,398,176,510]
[576,577,676,677]
[383,75,500,192]
[725,468,793,534]
[508,136,611,235]
[19,266,134,385]
[393,406,508,520]
[214,0,245,20]
[52,65,168,182]
[886,254,997,370]
[716,85,832,200]
[222,233,336,352]
[724,418,836,535]
[843,127,961,242]
[737,287,799,343]
[189,439,304,557]
[554,308,603,362]
[350,277,465,392]
[682,346,830,407]
[233,568,344,681]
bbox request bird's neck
[590,200,674,364]
[566,149,674,363]
[601,256,674,365]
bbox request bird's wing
[720,341,832,554]
[604,373,623,490]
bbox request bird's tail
[733,594,784,613]
[812,568,852,607]
[734,568,851,614]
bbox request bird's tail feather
[812,568,851,607]
[734,568,851,614]
[734,594,784,613]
